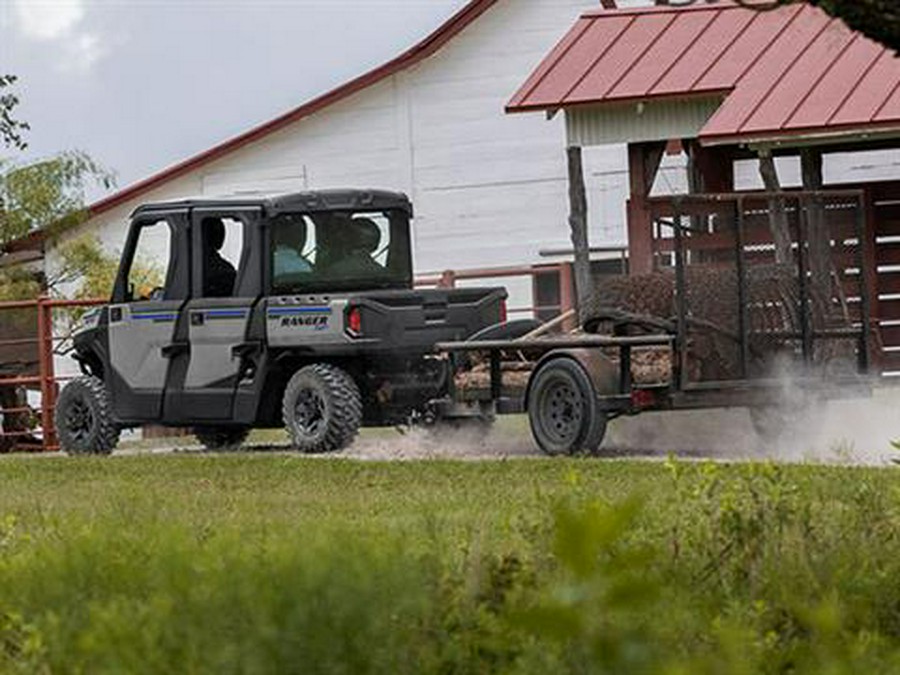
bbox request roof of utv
[130,189,412,218]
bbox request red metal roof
[507,1,900,146]
[87,0,498,219]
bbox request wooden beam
[801,147,831,289]
[627,142,666,276]
[566,146,592,313]
[758,150,792,264]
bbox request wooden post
[686,141,734,193]
[758,149,792,264]
[36,297,57,452]
[800,148,830,289]
[627,142,665,276]
[567,146,592,313]
[558,262,577,331]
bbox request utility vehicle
[56,190,507,454]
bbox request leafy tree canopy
[0,75,29,151]
[0,151,115,248]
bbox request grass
[0,455,900,673]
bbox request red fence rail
[0,264,576,452]
[0,297,105,452]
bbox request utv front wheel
[55,376,120,455]
[194,427,250,452]
[282,364,362,454]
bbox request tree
[0,150,115,249]
[672,1,899,53]
[0,75,28,151]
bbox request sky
[0,0,468,201]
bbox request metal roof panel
[784,36,883,129]
[693,5,803,92]
[650,8,753,96]
[739,18,855,133]
[608,10,718,100]
[508,17,593,111]
[830,50,900,125]
[509,1,900,145]
[515,15,634,109]
[567,13,676,104]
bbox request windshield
[269,208,412,294]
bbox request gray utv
[57,190,506,454]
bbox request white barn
[47,0,900,292]
[50,0,644,288]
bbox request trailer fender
[524,348,619,411]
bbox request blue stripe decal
[132,313,177,322]
[267,307,333,318]
[204,309,248,319]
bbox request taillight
[630,388,658,410]
[346,306,362,336]
[499,299,508,323]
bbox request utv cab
[58,190,506,454]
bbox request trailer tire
[528,358,606,456]
[282,364,362,454]
[194,427,250,452]
[55,376,120,455]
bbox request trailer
[435,190,876,456]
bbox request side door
[164,207,263,423]
[107,210,190,424]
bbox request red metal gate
[0,297,105,452]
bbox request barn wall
[54,0,628,282]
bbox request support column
[801,148,830,289]
[567,145,592,312]
[627,142,665,276]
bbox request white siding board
[60,0,644,290]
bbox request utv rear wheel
[282,364,362,454]
[55,376,120,455]
[194,427,250,452]
[528,358,606,457]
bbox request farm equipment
[437,190,875,454]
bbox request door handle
[161,342,190,358]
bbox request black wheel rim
[65,397,94,442]
[294,387,325,438]
[539,380,583,445]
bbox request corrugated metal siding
[566,97,722,146]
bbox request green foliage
[0,75,29,152]
[0,267,41,302]
[0,150,114,247]
[50,234,161,303]
[0,457,899,673]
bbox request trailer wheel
[282,364,362,454]
[55,376,120,455]
[193,427,250,452]
[528,358,606,456]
